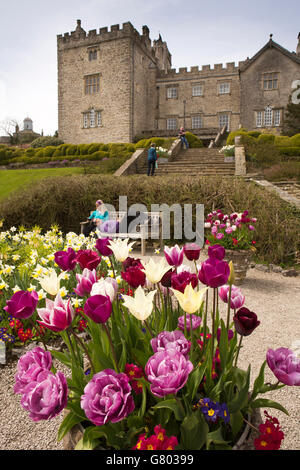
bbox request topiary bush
[257,134,275,144]
[30,136,64,148]
[290,133,300,147]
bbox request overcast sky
[0,0,299,136]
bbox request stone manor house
[57,20,300,144]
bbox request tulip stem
[70,327,96,375]
[202,289,208,353]
[103,324,119,373]
[226,284,232,330]
[144,320,154,338]
[234,335,243,368]
[211,288,217,358]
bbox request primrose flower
[171,284,208,314]
[122,285,156,322]
[141,258,171,284]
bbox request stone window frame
[217,81,231,95]
[87,46,99,62]
[166,84,179,100]
[82,108,103,129]
[255,106,282,128]
[84,74,101,95]
[192,83,204,97]
[191,114,203,129]
[263,72,279,91]
[218,112,230,130]
[166,117,178,130]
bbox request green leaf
[230,410,244,437]
[251,360,266,400]
[187,360,207,401]
[250,398,289,415]
[49,349,72,368]
[180,411,208,450]
[228,365,251,413]
[57,410,84,441]
[138,383,147,419]
[152,398,185,421]
[206,426,230,450]
[218,319,229,371]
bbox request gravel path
[0,258,299,451]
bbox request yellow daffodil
[37,269,66,296]
[171,284,208,314]
[141,258,171,284]
[108,238,135,262]
[122,285,157,322]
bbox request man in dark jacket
[147,143,157,176]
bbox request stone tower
[57,20,171,143]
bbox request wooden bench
[80,211,163,256]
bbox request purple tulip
[178,314,202,332]
[14,347,52,395]
[81,369,135,425]
[151,330,191,357]
[95,237,113,256]
[83,294,112,324]
[3,290,38,320]
[54,247,77,271]
[20,370,68,422]
[266,348,300,386]
[145,349,193,398]
[233,307,260,336]
[37,294,75,332]
[218,285,245,310]
[198,257,230,288]
[208,244,226,260]
[164,245,184,267]
[183,243,201,261]
[74,268,98,297]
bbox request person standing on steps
[178,127,189,149]
[147,143,158,176]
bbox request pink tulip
[4,290,38,320]
[164,245,184,267]
[37,294,75,332]
[266,348,300,386]
[219,285,245,309]
[74,268,98,297]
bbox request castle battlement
[57,20,154,54]
[156,60,246,79]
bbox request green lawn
[0,167,84,202]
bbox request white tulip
[122,285,157,322]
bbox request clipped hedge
[0,174,299,266]
[30,136,64,148]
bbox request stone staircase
[142,148,235,176]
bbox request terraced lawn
[0,167,84,202]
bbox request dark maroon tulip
[95,237,113,257]
[183,243,201,261]
[198,257,230,288]
[208,244,226,261]
[75,249,101,270]
[160,268,175,288]
[171,271,198,293]
[54,247,77,271]
[84,294,112,324]
[233,307,260,336]
[121,266,146,288]
[4,290,39,320]
[122,257,143,271]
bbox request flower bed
[1,227,299,450]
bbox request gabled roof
[239,36,300,72]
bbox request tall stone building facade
[57,21,300,144]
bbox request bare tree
[0,117,21,144]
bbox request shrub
[87,143,101,154]
[278,147,300,157]
[257,134,275,144]
[226,129,248,145]
[43,146,57,158]
[247,131,261,138]
[77,144,91,155]
[86,150,110,161]
[65,144,78,156]
[274,136,291,147]
[290,133,300,147]
[1,175,299,266]
[30,136,64,148]
[25,148,36,157]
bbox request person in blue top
[83,200,109,236]
[147,143,158,176]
